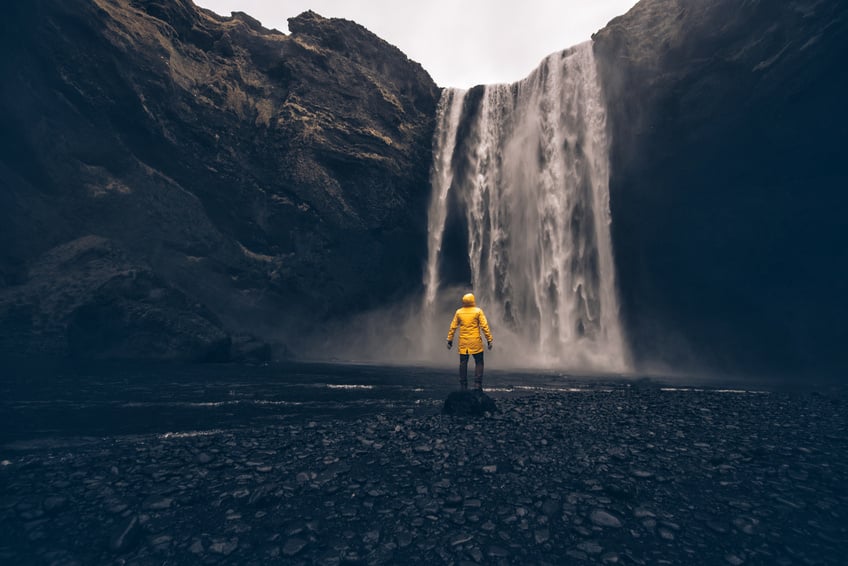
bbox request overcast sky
[194,0,639,87]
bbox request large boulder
[443,390,498,417]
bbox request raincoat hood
[462,293,476,307]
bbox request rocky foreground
[1,385,846,565]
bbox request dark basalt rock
[0,236,230,361]
[593,0,848,376]
[0,0,440,360]
[230,334,274,363]
[443,390,498,417]
[108,515,141,553]
[3,385,846,564]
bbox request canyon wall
[593,0,848,376]
[0,0,439,360]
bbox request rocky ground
[1,384,846,565]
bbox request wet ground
[1,362,846,564]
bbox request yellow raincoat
[446,294,493,355]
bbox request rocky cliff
[4,0,845,375]
[593,0,848,376]
[0,0,439,360]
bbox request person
[446,293,494,391]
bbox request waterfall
[424,89,467,308]
[424,42,628,372]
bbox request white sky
[193,0,639,87]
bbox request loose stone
[108,515,140,553]
[590,509,622,528]
[283,537,308,556]
[209,538,238,556]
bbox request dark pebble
[108,515,140,552]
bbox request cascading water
[424,41,629,372]
[424,88,467,307]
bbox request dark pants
[459,352,484,390]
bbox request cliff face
[0,0,439,360]
[593,0,848,375]
[4,0,845,374]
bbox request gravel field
[2,375,846,565]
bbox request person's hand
[488,341,493,350]
[446,341,452,350]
